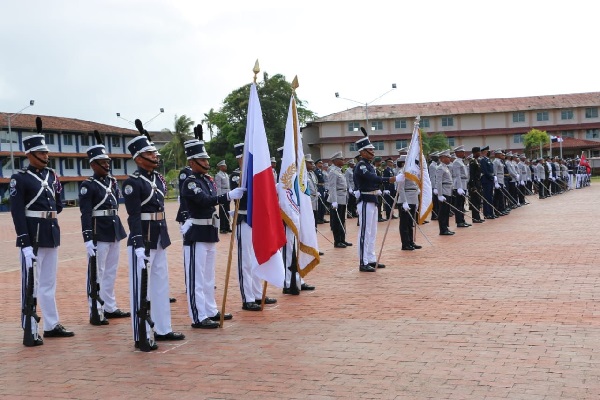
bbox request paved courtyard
[0,184,599,399]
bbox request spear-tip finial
[291,75,299,91]
[253,59,260,83]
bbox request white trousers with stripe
[21,247,59,334]
[184,242,218,324]
[236,221,262,303]
[357,201,378,266]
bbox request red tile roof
[0,112,138,136]
[316,91,600,122]
[542,136,600,150]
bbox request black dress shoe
[23,336,44,347]
[484,215,496,219]
[242,302,262,311]
[283,286,300,295]
[378,218,386,222]
[135,341,158,351]
[90,317,109,326]
[334,242,347,248]
[343,242,353,246]
[104,309,131,319]
[209,312,233,321]
[456,223,470,228]
[368,262,385,269]
[472,219,484,223]
[255,297,277,305]
[401,245,415,251]
[43,324,75,338]
[318,251,324,256]
[411,243,422,249]
[359,264,376,272]
[323,219,329,223]
[440,231,455,236]
[192,318,220,329]
[154,331,185,341]
[169,297,177,303]
[391,215,398,219]
[301,283,315,290]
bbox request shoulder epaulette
[129,171,140,178]
[18,167,27,173]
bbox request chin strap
[193,159,209,172]
[140,154,159,166]
[93,160,111,173]
[32,153,48,166]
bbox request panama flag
[240,82,286,287]
[403,117,433,224]
[278,92,320,277]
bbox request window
[585,108,598,118]
[561,130,575,138]
[395,120,407,129]
[111,136,121,147]
[586,129,600,139]
[513,134,525,143]
[536,111,549,121]
[4,157,22,170]
[45,133,55,145]
[561,110,574,120]
[81,159,90,170]
[420,118,430,128]
[371,121,383,131]
[372,141,384,151]
[80,135,90,146]
[0,131,18,144]
[63,134,73,146]
[441,117,454,127]
[112,158,122,169]
[395,139,408,149]
[64,159,75,169]
[512,112,525,123]
[348,122,360,132]
[349,142,358,151]
[447,137,455,147]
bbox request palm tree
[161,115,194,170]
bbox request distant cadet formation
[10,117,592,349]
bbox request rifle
[137,229,155,352]
[89,219,105,325]
[23,224,41,347]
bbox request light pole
[116,108,165,127]
[6,100,35,175]
[335,84,396,131]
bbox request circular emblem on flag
[80,187,88,196]
[124,185,133,195]
[187,182,197,190]
[179,173,187,180]
[9,179,16,188]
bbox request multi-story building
[0,113,138,205]
[302,92,600,162]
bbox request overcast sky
[1,0,598,133]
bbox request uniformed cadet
[215,159,232,234]
[306,154,319,227]
[270,156,278,184]
[429,152,440,220]
[492,150,508,216]
[505,152,520,206]
[345,159,357,218]
[535,158,547,198]
[180,140,243,328]
[230,168,240,189]
[467,147,484,223]
[478,146,495,219]
[353,133,404,272]
[450,145,470,228]
[234,143,278,311]
[517,154,529,204]
[10,123,75,346]
[326,151,351,248]
[382,157,397,221]
[396,155,422,250]
[314,159,327,224]
[435,149,454,235]
[372,157,385,222]
[123,125,185,351]
[79,135,129,326]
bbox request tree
[421,131,449,156]
[160,115,195,172]
[523,128,549,158]
[204,72,317,170]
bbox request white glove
[438,195,446,202]
[180,219,193,235]
[520,180,525,186]
[494,183,500,189]
[177,195,180,204]
[395,173,405,183]
[402,202,410,211]
[348,188,353,194]
[84,240,96,257]
[331,202,338,209]
[317,192,321,197]
[135,247,149,261]
[374,190,382,196]
[383,190,390,195]
[516,174,520,181]
[457,188,465,196]
[494,176,498,183]
[433,188,439,195]
[22,246,36,269]
[551,177,556,181]
[228,187,245,200]
[353,190,360,199]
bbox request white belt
[92,209,118,217]
[361,190,379,195]
[141,212,165,221]
[25,210,57,219]
[237,210,247,215]
[191,218,213,226]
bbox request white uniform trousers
[236,221,262,303]
[283,225,304,289]
[357,201,378,266]
[21,247,60,334]
[128,241,172,341]
[87,240,122,315]
[184,242,218,324]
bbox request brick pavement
[1,185,599,399]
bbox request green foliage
[523,128,549,150]
[204,72,317,166]
[421,131,449,155]
[159,115,195,171]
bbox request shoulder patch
[80,186,88,196]
[124,185,133,195]
[9,178,17,188]
[187,182,197,190]
[179,173,187,180]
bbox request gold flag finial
[253,60,260,83]
[291,75,299,92]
